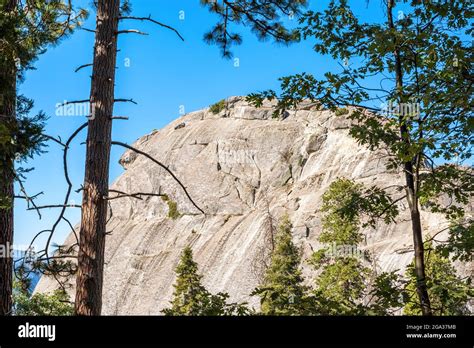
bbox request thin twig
[74,63,93,73]
[116,29,149,36]
[119,15,184,41]
[111,141,205,214]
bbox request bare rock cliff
[35,97,469,314]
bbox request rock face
[35,97,471,314]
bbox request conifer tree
[252,215,309,315]
[0,0,86,316]
[311,179,406,315]
[74,0,308,315]
[312,179,380,314]
[201,0,307,57]
[163,246,249,316]
[163,246,211,315]
[74,0,121,316]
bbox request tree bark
[387,0,432,316]
[75,0,120,316]
[0,0,18,316]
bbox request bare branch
[81,28,97,33]
[74,63,93,73]
[114,98,137,105]
[27,204,81,210]
[111,141,205,215]
[15,179,44,219]
[119,15,185,41]
[43,134,66,147]
[111,116,129,120]
[108,189,164,201]
[116,29,149,36]
[57,99,89,107]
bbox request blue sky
[14,0,392,249]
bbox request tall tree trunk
[387,0,432,316]
[0,0,18,316]
[75,0,120,316]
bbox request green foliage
[163,246,250,316]
[0,195,12,210]
[201,0,307,58]
[436,219,474,262]
[247,1,473,314]
[209,99,226,114]
[404,243,473,315]
[335,107,349,116]
[0,96,48,174]
[311,178,405,315]
[0,0,87,208]
[163,181,472,316]
[312,179,370,314]
[312,257,371,315]
[161,194,181,220]
[251,215,311,315]
[0,0,87,77]
[0,95,47,211]
[418,165,474,221]
[368,271,405,315]
[119,0,133,16]
[13,281,73,316]
[321,178,399,232]
[320,179,364,245]
[247,0,473,222]
[247,73,319,118]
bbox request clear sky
[14,0,392,250]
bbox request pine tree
[74,0,308,315]
[201,0,308,58]
[74,0,121,316]
[311,179,405,315]
[0,0,85,316]
[163,247,211,315]
[252,215,309,315]
[0,0,18,316]
[311,179,372,315]
[163,246,249,316]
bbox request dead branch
[62,216,80,246]
[116,29,149,36]
[75,63,93,73]
[114,98,137,104]
[16,179,44,219]
[57,99,90,107]
[108,189,165,201]
[43,122,88,256]
[111,141,205,215]
[111,116,129,120]
[119,15,185,41]
[43,134,66,147]
[28,204,81,210]
[16,122,88,286]
[81,28,96,33]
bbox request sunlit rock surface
[35,97,472,314]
